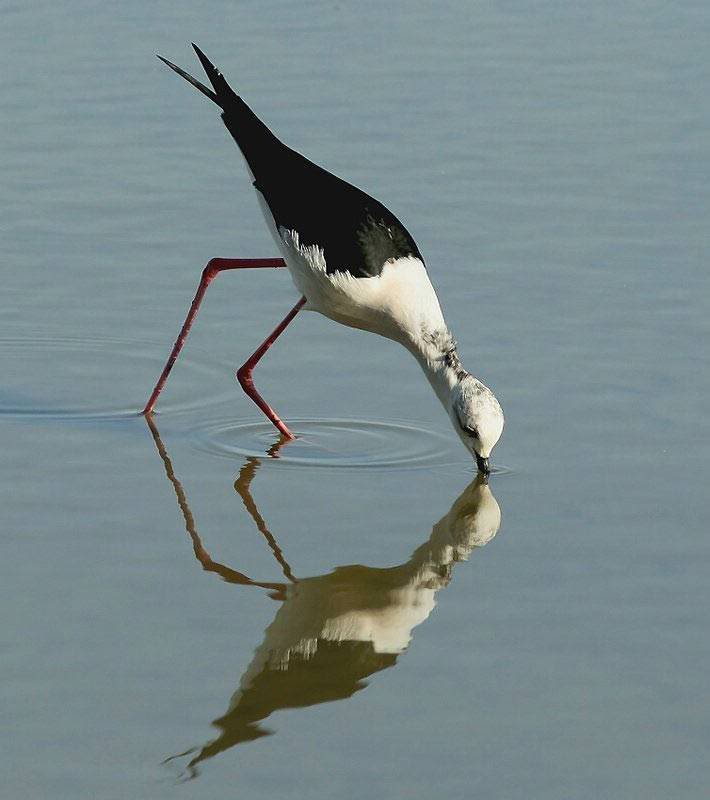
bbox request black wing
[159,45,423,278]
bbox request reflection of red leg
[234,457,297,582]
[143,258,286,414]
[144,413,286,593]
[236,296,306,439]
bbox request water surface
[2,2,709,798]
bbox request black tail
[156,43,239,110]
[157,44,288,185]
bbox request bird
[144,44,504,473]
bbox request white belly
[281,228,447,343]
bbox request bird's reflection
[146,417,501,779]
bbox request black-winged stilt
[144,44,504,473]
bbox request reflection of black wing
[166,46,423,278]
[187,641,397,770]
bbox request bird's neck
[406,326,467,409]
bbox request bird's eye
[464,425,479,439]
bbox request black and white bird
[144,45,504,473]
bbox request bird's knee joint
[236,367,253,389]
[203,260,220,283]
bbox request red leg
[143,257,286,414]
[236,296,306,439]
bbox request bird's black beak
[475,453,490,476]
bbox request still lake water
[2,2,709,797]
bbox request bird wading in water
[143,45,504,473]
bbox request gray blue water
[2,2,709,798]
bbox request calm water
[2,2,709,798]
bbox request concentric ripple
[188,417,460,469]
[0,335,236,420]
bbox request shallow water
[2,2,709,798]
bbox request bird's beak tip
[475,453,490,476]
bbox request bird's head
[449,376,504,474]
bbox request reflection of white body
[229,478,501,719]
